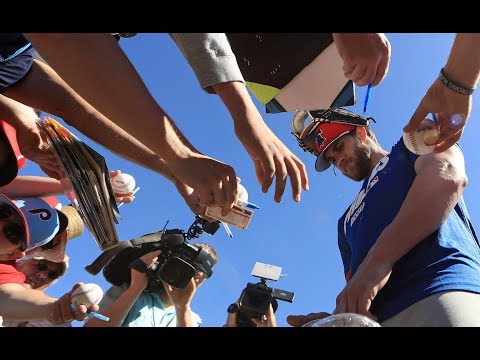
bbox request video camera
[143,229,216,290]
[94,216,220,291]
[236,262,295,327]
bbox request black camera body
[236,264,295,327]
[237,281,277,327]
[145,231,215,290]
[100,216,219,291]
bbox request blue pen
[70,304,110,322]
[363,83,373,114]
[118,186,140,208]
[238,200,260,210]
[245,202,260,210]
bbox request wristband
[438,68,476,95]
[128,259,149,274]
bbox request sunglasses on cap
[36,260,61,280]
[0,204,26,251]
[292,108,374,155]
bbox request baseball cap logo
[315,130,327,151]
[27,208,52,221]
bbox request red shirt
[0,261,26,285]
[0,120,27,170]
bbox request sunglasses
[37,260,61,280]
[0,204,26,250]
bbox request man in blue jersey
[287,107,480,326]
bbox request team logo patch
[315,130,327,151]
[28,208,52,221]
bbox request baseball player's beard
[346,143,372,182]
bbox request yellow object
[246,81,280,104]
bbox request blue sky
[24,33,480,327]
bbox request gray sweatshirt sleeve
[170,33,245,94]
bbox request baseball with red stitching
[403,118,440,155]
[71,283,104,308]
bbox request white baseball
[237,183,249,207]
[402,119,440,155]
[71,283,104,308]
[110,173,136,195]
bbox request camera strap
[128,258,150,274]
[85,230,165,275]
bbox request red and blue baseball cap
[313,122,357,172]
[0,195,61,252]
[0,121,27,187]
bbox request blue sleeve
[337,216,352,282]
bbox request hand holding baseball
[403,118,440,155]
[109,170,136,204]
[46,282,100,325]
[71,283,104,308]
[236,183,249,207]
[403,77,472,154]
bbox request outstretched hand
[333,251,392,321]
[168,154,238,216]
[109,170,135,204]
[235,110,309,203]
[403,78,471,153]
[130,250,162,290]
[213,81,308,204]
[333,33,391,87]
[46,282,100,325]
[286,311,331,327]
[15,113,61,179]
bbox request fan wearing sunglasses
[19,257,65,290]
[0,197,60,261]
[0,203,26,260]
[287,107,480,327]
[0,255,71,327]
[0,195,97,325]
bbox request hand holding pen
[118,186,140,208]
[237,199,260,210]
[70,304,110,322]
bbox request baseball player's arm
[333,145,466,317]
[403,34,480,153]
[368,145,466,266]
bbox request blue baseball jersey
[0,34,30,62]
[338,138,480,322]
